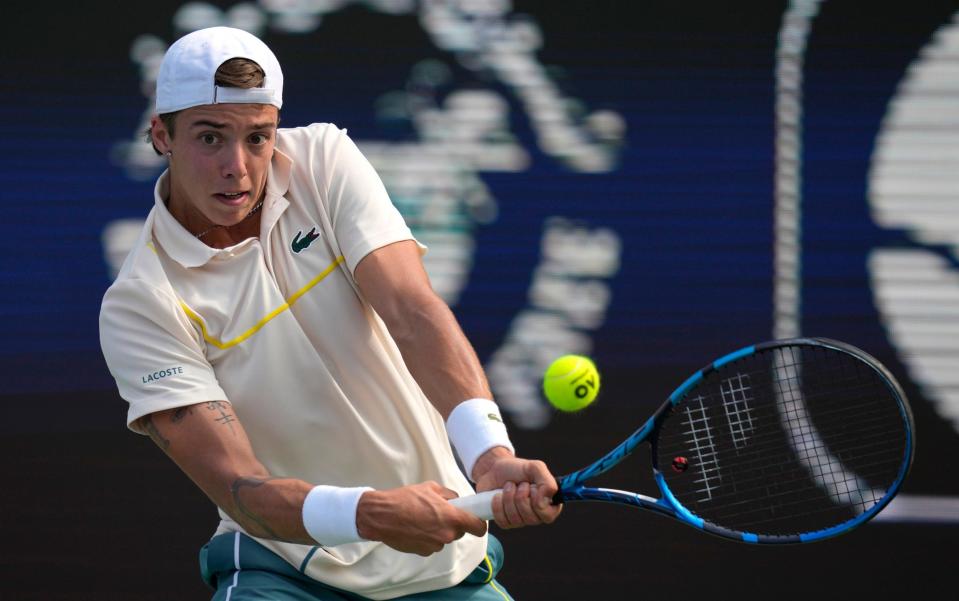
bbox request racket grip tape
[449,488,565,520]
[448,489,500,520]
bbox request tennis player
[99,26,560,600]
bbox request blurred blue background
[3,1,958,598]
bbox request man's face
[155,103,279,232]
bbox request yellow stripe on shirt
[180,255,345,350]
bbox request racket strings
[693,453,892,509]
[706,454,898,525]
[668,428,901,500]
[679,373,891,438]
[676,402,901,450]
[674,403,906,465]
[706,488,869,531]
[685,438,906,485]
[656,345,909,535]
[672,389,905,473]
[686,446,905,513]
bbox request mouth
[214,191,249,206]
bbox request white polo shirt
[99,123,486,599]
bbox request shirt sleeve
[99,278,228,432]
[317,126,426,273]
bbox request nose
[221,142,248,180]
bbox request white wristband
[302,485,373,546]
[446,398,515,481]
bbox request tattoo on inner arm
[230,476,286,541]
[141,415,170,450]
[171,405,194,423]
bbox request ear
[150,114,172,154]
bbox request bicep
[354,240,490,417]
[354,240,441,330]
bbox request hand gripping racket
[451,338,915,543]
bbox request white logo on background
[868,11,959,435]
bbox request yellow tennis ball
[543,355,600,412]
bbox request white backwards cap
[155,26,283,114]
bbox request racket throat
[556,486,668,515]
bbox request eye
[249,133,270,145]
[200,133,219,145]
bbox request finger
[462,513,489,538]
[525,483,553,522]
[525,460,559,496]
[415,543,442,557]
[530,480,558,512]
[513,481,540,526]
[490,489,507,527]
[409,537,444,556]
[499,481,522,529]
[523,478,562,523]
[437,486,459,501]
[533,497,563,524]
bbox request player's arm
[136,400,486,554]
[134,402,315,544]
[353,240,562,528]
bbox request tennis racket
[451,337,915,543]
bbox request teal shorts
[199,533,514,601]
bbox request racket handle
[449,489,501,520]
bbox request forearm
[138,407,315,545]
[389,296,491,419]
[227,475,315,544]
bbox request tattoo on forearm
[169,402,236,435]
[141,415,170,450]
[206,401,237,434]
[230,476,286,541]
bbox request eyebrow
[188,120,278,130]
[189,119,227,129]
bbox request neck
[166,193,265,249]
[198,203,264,248]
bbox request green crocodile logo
[291,228,320,254]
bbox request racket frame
[553,337,915,544]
